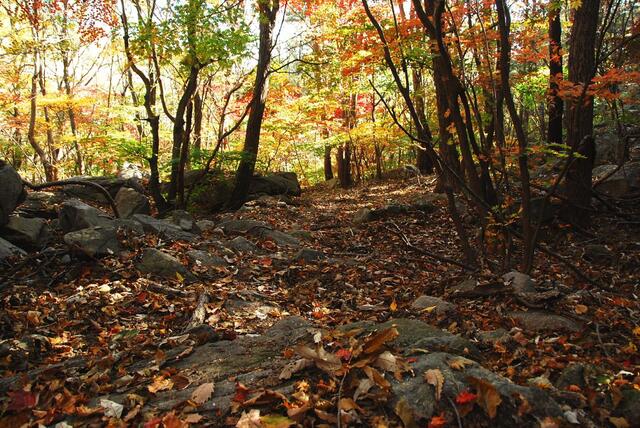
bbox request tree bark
[547,2,563,147]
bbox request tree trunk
[28,48,55,182]
[230,0,279,208]
[324,145,333,180]
[193,91,203,153]
[563,0,600,227]
[547,2,563,147]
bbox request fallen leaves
[468,377,502,419]
[148,375,174,394]
[424,369,444,401]
[294,344,342,373]
[362,327,399,355]
[190,382,214,406]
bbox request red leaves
[455,390,477,405]
[7,390,38,412]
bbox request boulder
[117,162,144,180]
[257,229,300,247]
[449,278,509,297]
[218,219,269,234]
[17,191,63,219]
[410,295,455,315]
[228,236,258,253]
[187,249,227,268]
[248,172,301,197]
[170,210,199,233]
[555,363,588,390]
[353,207,374,224]
[502,271,536,293]
[58,199,113,233]
[0,160,26,226]
[594,131,625,166]
[195,220,218,233]
[63,176,144,203]
[0,236,26,261]
[64,226,120,257]
[131,214,197,241]
[292,248,327,263]
[137,248,189,279]
[593,162,640,198]
[509,311,583,333]
[529,197,558,223]
[0,216,49,248]
[114,187,150,218]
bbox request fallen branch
[183,292,210,333]
[23,179,120,218]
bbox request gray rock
[111,218,144,235]
[248,172,301,198]
[289,229,313,240]
[117,162,144,180]
[582,244,614,264]
[58,199,113,233]
[0,236,26,261]
[196,220,218,233]
[131,214,197,241]
[1,216,49,248]
[413,198,438,213]
[64,226,120,257]
[391,352,563,426]
[502,271,536,293]
[477,329,512,346]
[114,187,150,218]
[17,191,62,219]
[410,295,455,315]
[353,207,374,224]
[613,388,640,423]
[529,197,558,223]
[137,248,189,279]
[509,311,583,333]
[594,131,625,166]
[218,219,269,234]
[593,162,640,198]
[383,203,409,215]
[0,160,25,226]
[257,229,300,247]
[63,176,143,203]
[449,278,508,297]
[228,236,258,253]
[293,248,327,263]
[555,364,587,390]
[187,249,227,268]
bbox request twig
[148,282,190,297]
[386,221,477,272]
[23,179,120,218]
[595,323,611,359]
[447,396,463,428]
[183,292,210,332]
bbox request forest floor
[1,176,640,427]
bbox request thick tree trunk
[230,0,279,208]
[547,3,563,147]
[564,0,600,227]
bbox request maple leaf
[191,382,214,406]
[468,377,502,419]
[424,369,444,401]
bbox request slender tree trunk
[177,99,194,208]
[38,62,58,180]
[193,91,203,153]
[547,3,563,146]
[230,0,279,207]
[564,0,600,227]
[324,145,333,180]
[28,48,54,182]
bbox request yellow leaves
[467,377,502,419]
[190,382,214,406]
[362,327,399,355]
[389,300,397,312]
[621,341,637,355]
[424,369,444,401]
[447,356,473,371]
[148,375,174,394]
[633,326,640,337]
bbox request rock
[323,177,340,189]
[64,227,120,257]
[613,388,640,423]
[218,219,269,234]
[0,160,26,226]
[63,176,144,203]
[196,220,218,233]
[1,216,49,248]
[413,198,438,213]
[383,203,409,216]
[0,236,26,261]
[114,187,150,218]
[410,295,455,315]
[131,214,197,241]
[449,278,509,297]
[353,207,374,224]
[117,162,144,180]
[502,271,536,293]
[391,352,563,426]
[137,248,189,279]
[17,191,63,219]
[593,162,640,198]
[289,229,313,240]
[248,172,301,198]
[228,236,258,253]
[187,250,227,268]
[582,244,614,264]
[170,210,198,232]
[509,311,583,333]
[594,131,625,166]
[111,218,144,235]
[555,364,587,390]
[420,193,448,204]
[257,229,300,247]
[58,199,113,233]
[292,248,326,263]
[477,329,512,346]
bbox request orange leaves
[362,327,399,355]
[424,369,444,401]
[467,377,502,419]
[148,375,174,394]
[190,382,214,406]
[455,390,477,405]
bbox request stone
[63,176,144,203]
[353,207,374,224]
[410,295,455,315]
[0,236,26,261]
[228,236,258,253]
[613,388,640,423]
[582,244,614,264]
[323,177,340,189]
[257,229,300,247]
[248,172,301,198]
[170,210,198,232]
[292,248,327,263]
[391,352,563,426]
[137,248,189,279]
[64,227,120,257]
[509,311,583,333]
[594,131,625,166]
[529,197,558,223]
[218,219,269,234]
[555,364,587,390]
[289,229,313,240]
[114,187,150,218]
[0,216,49,248]
[196,220,218,233]
[477,329,512,346]
[131,214,197,241]
[502,271,536,293]
[17,191,63,219]
[58,199,113,233]
[449,278,509,297]
[187,250,227,268]
[413,198,438,213]
[117,162,144,180]
[593,162,640,198]
[382,203,409,216]
[0,160,26,226]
